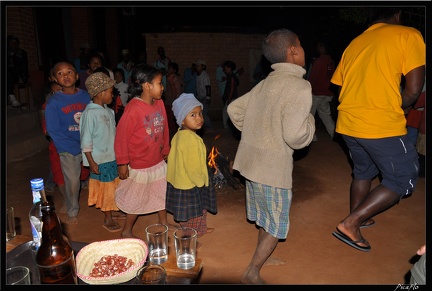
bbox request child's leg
[121,213,139,238]
[102,211,121,232]
[59,152,82,223]
[157,209,168,225]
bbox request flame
[208,146,219,172]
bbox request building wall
[6,7,38,72]
[145,32,266,114]
[70,7,95,59]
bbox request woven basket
[76,238,148,284]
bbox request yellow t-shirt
[331,23,425,138]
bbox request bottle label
[30,215,42,242]
[32,190,42,203]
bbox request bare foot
[166,223,180,232]
[336,222,369,248]
[102,221,122,232]
[198,227,215,237]
[112,211,126,220]
[64,216,77,225]
[360,218,375,228]
[240,268,265,284]
[58,205,67,214]
[263,257,286,266]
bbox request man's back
[331,23,425,138]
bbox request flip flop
[332,229,371,252]
[360,219,375,229]
[102,223,122,233]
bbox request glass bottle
[29,178,44,249]
[35,201,77,284]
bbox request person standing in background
[164,62,184,138]
[228,28,315,284]
[307,40,336,141]
[117,49,135,85]
[221,60,239,130]
[113,67,130,123]
[195,59,214,132]
[216,61,244,100]
[41,80,65,198]
[330,7,425,252]
[74,42,93,73]
[7,35,31,107]
[253,55,272,85]
[216,62,227,98]
[405,80,426,177]
[154,46,171,89]
[77,53,104,90]
[183,62,197,96]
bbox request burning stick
[208,145,241,190]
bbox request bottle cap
[30,178,44,191]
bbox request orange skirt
[88,178,121,211]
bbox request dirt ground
[6,123,426,286]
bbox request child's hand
[117,164,129,180]
[90,163,100,175]
[417,245,426,256]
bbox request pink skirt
[115,161,167,215]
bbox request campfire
[207,134,241,190]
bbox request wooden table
[160,248,203,284]
[6,235,203,284]
[6,234,32,253]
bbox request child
[114,63,171,238]
[195,59,214,131]
[80,72,122,232]
[166,93,217,240]
[164,62,183,138]
[113,67,130,107]
[45,60,91,224]
[41,80,64,196]
[221,60,240,131]
[77,53,103,90]
[227,28,315,283]
[113,67,130,124]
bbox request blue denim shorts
[342,134,419,197]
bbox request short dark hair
[113,67,125,80]
[223,61,236,71]
[368,7,402,24]
[93,66,110,77]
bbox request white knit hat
[172,93,203,127]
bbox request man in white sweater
[228,28,315,284]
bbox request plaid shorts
[245,180,292,239]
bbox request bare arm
[401,65,425,109]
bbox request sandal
[102,222,122,233]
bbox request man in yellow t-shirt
[330,7,425,252]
